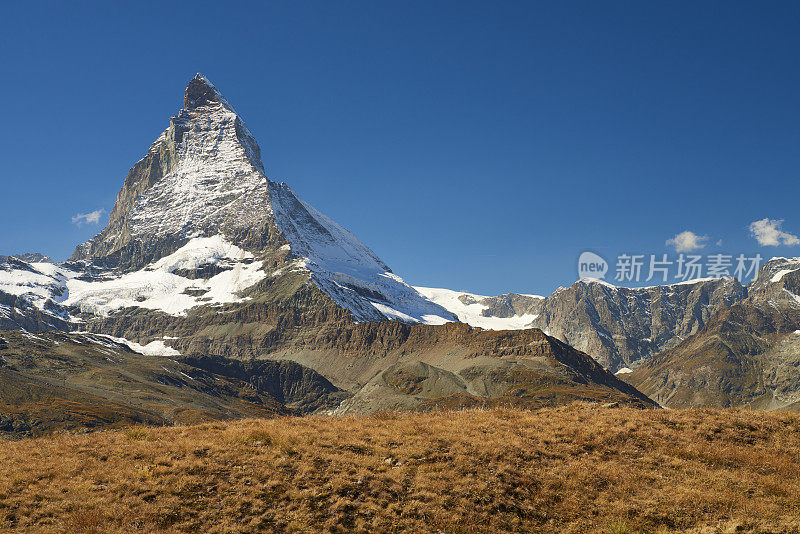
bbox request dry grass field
[1,404,800,533]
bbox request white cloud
[666,230,709,253]
[72,209,105,226]
[749,218,800,247]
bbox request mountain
[11,253,53,264]
[419,277,745,372]
[0,74,655,428]
[330,323,654,414]
[626,257,800,409]
[0,256,72,331]
[0,329,347,438]
[68,74,453,325]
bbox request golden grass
[1,404,800,532]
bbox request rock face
[528,278,746,372]
[626,258,800,409]
[420,278,745,372]
[70,75,270,271]
[11,253,53,264]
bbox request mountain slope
[626,258,800,409]
[0,329,348,438]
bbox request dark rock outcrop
[180,356,349,414]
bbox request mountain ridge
[626,257,800,409]
[420,276,746,372]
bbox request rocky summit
[0,75,657,436]
[68,74,451,325]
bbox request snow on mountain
[772,269,799,283]
[63,74,456,326]
[65,236,266,316]
[74,75,270,266]
[126,102,269,242]
[269,182,455,323]
[749,257,800,293]
[0,257,73,311]
[579,276,733,290]
[79,332,181,356]
[414,286,541,330]
[2,236,269,321]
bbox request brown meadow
[1,404,800,533]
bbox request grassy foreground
[1,405,800,533]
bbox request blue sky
[1,1,798,295]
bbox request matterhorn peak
[68,75,455,325]
[183,73,235,112]
[71,73,271,269]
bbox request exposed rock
[179,356,349,414]
[478,293,545,318]
[422,278,745,372]
[626,258,800,409]
[0,291,70,332]
[528,278,746,371]
[11,253,53,264]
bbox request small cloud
[749,218,800,247]
[72,209,105,226]
[666,230,709,253]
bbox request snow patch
[18,331,47,343]
[579,277,617,288]
[150,235,254,272]
[64,236,266,316]
[88,333,181,356]
[669,277,726,286]
[414,286,539,330]
[0,260,78,311]
[771,269,799,283]
[370,302,418,323]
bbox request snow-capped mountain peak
[64,74,455,325]
[184,73,237,112]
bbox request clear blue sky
[1,1,798,295]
